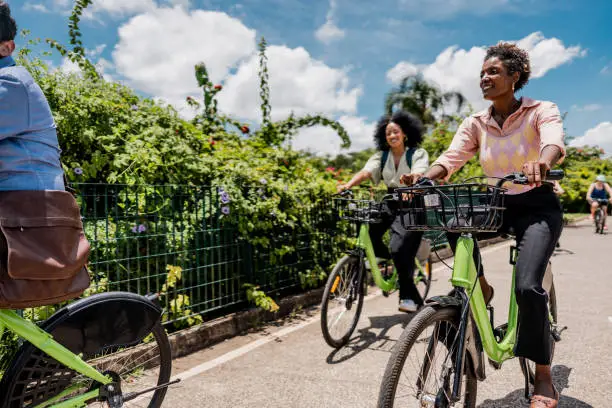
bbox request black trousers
[369,207,424,304]
[447,185,563,365]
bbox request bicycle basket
[333,198,385,224]
[395,183,506,232]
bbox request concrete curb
[167,235,508,360]
[168,287,324,360]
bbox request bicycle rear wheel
[378,306,477,407]
[320,255,365,348]
[0,321,172,408]
[595,209,603,233]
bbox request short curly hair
[0,1,16,43]
[484,42,531,92]
[373,110,424,151]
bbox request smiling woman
[402,41,567,408]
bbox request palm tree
[385,74,466,127]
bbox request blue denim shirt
[0,56,64,191]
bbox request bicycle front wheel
[320,255,365,348]
[1,321,172,408]
[378,306,477,408]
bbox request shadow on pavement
[325,312,415,364]
[479,365,593,408]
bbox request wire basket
[333,198,386,224]
[395,183,507,232]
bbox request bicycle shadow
[478,365,593,407]
[325,312,415,365]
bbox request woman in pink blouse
[401,42,564,407]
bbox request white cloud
[23,2,50,12]
[315,0,345,44]
[217,45,362,121]
[292,115,376,156]
[58,56,115,82]
[571,104,603,112]
[602,65,610,75]
[570,122,612,153]
[83,0,156,19]
[386,61,420,84]
[60,58,81,74]
[315,21,345,44]
[113,7,256,109]
[86,44,107,58]
[387,32,586,112]
[517,32,586,78]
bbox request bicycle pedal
[552,325,567,342]
[492,323,508,343]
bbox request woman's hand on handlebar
[336,183,350,193]
[399,173,423,186]
[522,160,551,187]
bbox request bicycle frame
[356,223,398,292]
[0,309,111,407]
[355,223,429,293]
[451,234,518,364]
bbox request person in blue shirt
[0,1,65,191]
[587,175,612,228]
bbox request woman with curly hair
[401,42,564,407]
[338,111,429,312]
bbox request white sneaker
[398,299,418,313]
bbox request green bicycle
[377,171,566,407]
[0,292,177,407]
[320,190,434,349]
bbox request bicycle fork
[416,289,472,405]
[450,289,471,403]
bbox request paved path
[161,220,610,407]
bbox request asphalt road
[161,220,611,407]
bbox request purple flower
[131,104,139,111]
[217,186,225,193]
[73,167,84,175]
[221,206,230,215]
[259,178,267,185]
[220,191,230,204]
[132,224,147,233]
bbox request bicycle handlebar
[495,169,564,188]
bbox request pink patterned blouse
[433,97,566,194]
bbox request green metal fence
[73,183,337,329]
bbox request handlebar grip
[546,170,564,181]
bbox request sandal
[530,386,559,408]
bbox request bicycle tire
[595,209,603,234]
[378,306,477,408]
[1,321,172,408]
[519,281,558,386]
[320,255,365,349]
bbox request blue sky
[14,0,612,155]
